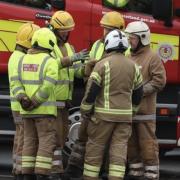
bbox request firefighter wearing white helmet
[11,27,59,180]
[80,29,143,180]
[125,21,166,180]
[8,22,40,180]
[63,11,126,179]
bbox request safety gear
[104,29,129,53]
[70,49,89,62]
[31,27,57,50]
[100,11,125,30]
[125,21,151,46]
[11,54,58,116]
[84,60,97,77]
[104,0,129,8]
[16,174,23,180]
[23,174,36,180]
[16,23,40,49]
[50,11,75,31]
[19,95,32,111]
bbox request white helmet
[125,21,150,46]
[104,29,129,53]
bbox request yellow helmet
[16,23,40,49]
[50,11,75,31]
[31,27,57,50]
[100,11,125,30]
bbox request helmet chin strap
[54,30,69,45]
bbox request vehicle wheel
[63,107,81,168]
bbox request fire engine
[0,0,180,168]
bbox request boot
[23,174,36,180]
[16,174,24,180]
[48,173,61,180]
[125,175,144,180]
[63,164,83,180]
[36,174,49,180]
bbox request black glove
[19,95,32,111]
[70,49,90,63]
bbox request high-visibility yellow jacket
[53,43,84,102]
[8,50,25,112]
[11,52,58,117]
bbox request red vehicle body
[0,0,180,159]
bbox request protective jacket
[8,50,25,111]
[81,51,143,122]
[11,52,58,117]
[130,46,166,120]
[54,43,84,101]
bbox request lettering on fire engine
[35,13,51,20]
[23,64,39,72]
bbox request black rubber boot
[23,174,36,180]
[125,175,144,180]
[36,174,49,180]
[62,164,83,180]
[16,174,24,180]
[48,173,61,180]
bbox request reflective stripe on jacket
[81,52,143,122]
[89,39,104,60]
[54,43,84,101]
[11,52,58,116]
[8,50,25,111]
[130,46,166,118]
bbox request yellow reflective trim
[151,33,179,60]
[84,163,100,172]
[36,156,52,163]
[35,162,51,169]
[83,169,99,177]
[109,171,124,177]
[109,164,125,171]
[22,156,36,161]
[104,62,110,109]
[81,103,93,111]
[22,162,35,168]
[90,72,101,84]
[95,107,132,115]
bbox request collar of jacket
[131,45,150,56]
[27,48,50,54]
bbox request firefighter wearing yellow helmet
[63,11,126,179]
[11,27,59,180]
[8,22,40,180]
[46,10,89,178]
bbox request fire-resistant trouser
[127,120,159,180]
[67,118,89,169]
[83,119,132,180]
[12,111,24,175]
[51,107,69,173]
[22,117,56,175]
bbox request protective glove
[19,95,32,111]
[70,49,90,63]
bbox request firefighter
[81,29,143,180]
[8,22,40,180]
[64,11,126,179]
[46,10,89,178]
[125,21,166,180]
[11,27,59,180]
